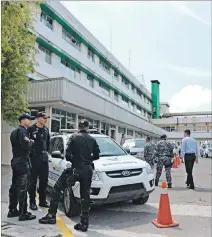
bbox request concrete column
[99,121,102,133]
[75,114,79,129]
[115,125,119,142]
[45,106,52,131]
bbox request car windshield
[95,137,127,157]
[123,139,145,148]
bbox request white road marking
[105,203,212,218]
[88,228,167,237]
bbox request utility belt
[30,150,49,163]
[11,156,31,173]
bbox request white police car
[47,129,155,217]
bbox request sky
[60,1,211,113]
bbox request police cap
[19,113,35,122]
[37,111,50,119]
[78,119,89,128]
[160,134,167,140]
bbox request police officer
[39,120,100,232]
[8,113,36,221]
[155,134,174,188]
[28,111,50,210]
[144,137,156,168]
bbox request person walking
[181,129,198,189]
[28,111,50,210]
[144,137,156,172]
[155,134,174,188]
[39,120,100,232]
[8,113,36,221]
[120,134,126,146]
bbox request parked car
[200,143,212,158]
[122,138,146,160]
[47,130,155,217]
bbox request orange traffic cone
[152,181,179,228]
[172,157,178,168]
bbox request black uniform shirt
[10,125,31,157]
[65,131,100,167]
[28,123,50,154]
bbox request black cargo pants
[48,164,93,221]
[9,158,30,215]
[28,154,49,203]
[184,153,196,187]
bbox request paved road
[1,158,212,237]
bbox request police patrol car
[47,129,155,217]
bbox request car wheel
[132,195,149,205]
[63,187,80,217]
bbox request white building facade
[2,1,165,165]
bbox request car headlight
[145,163,153,175]
[92,170,100,181]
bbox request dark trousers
[184,154,195,187]
[48,165,93,221]
[9,169,29,215]
[28,155,49,202]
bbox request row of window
[38,45,151,118]
[39,9,151,104]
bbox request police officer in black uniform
[28,111,50,210]
[39,120,100,232]
[8,113,36,221]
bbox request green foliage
[1,2,38,126]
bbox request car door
[48,137,59,187]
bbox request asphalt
[1,157,212,237]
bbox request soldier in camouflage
[155,134,174,188]
[144,137,156,167]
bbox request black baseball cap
[37,111,50,119]
[19,113,35,122]
[78,119,89,128]
[160,134,167,139]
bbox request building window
[113,71,119,80]
[99,59,110,74]
[131,85,135,93]
[99,82,110,96]
[122,77,129,89]
[136,89,141,97]
[87,48,94,62]
[121,96,129,107]
[118,127,126,134]
[130,102,134,110]
[127,129,133,136]
[136,106,141,114]
[61,59,80,78]
[38,45,51,64]
[40,11,53,30]
[114,91,119,101]
[135,131,142,138]
[87,75,94,88]
[62,28,81,50]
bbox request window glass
[88,48,94,62]
[49,137,58,154]
[95,137,126,157]
[38,45,51,64]
[40,11,53,30]
[55,137,64,154]
[62,28,81,50]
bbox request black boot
[30,200,38,210]
[39,200,49,208]
[155,181,158,187]
[39,214,56,224]
[168,183,172,188]
[74,217,89,232]
[7,209,20,218]
[19,212,36,221]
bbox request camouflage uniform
[155,139,173,185]
[144,142,156,167]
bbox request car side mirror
[124,148,130,154]
[52,151,63,159]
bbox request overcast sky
[60,1,211,113]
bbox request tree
[1,2,38,126]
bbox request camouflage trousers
[155,160,172,185]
